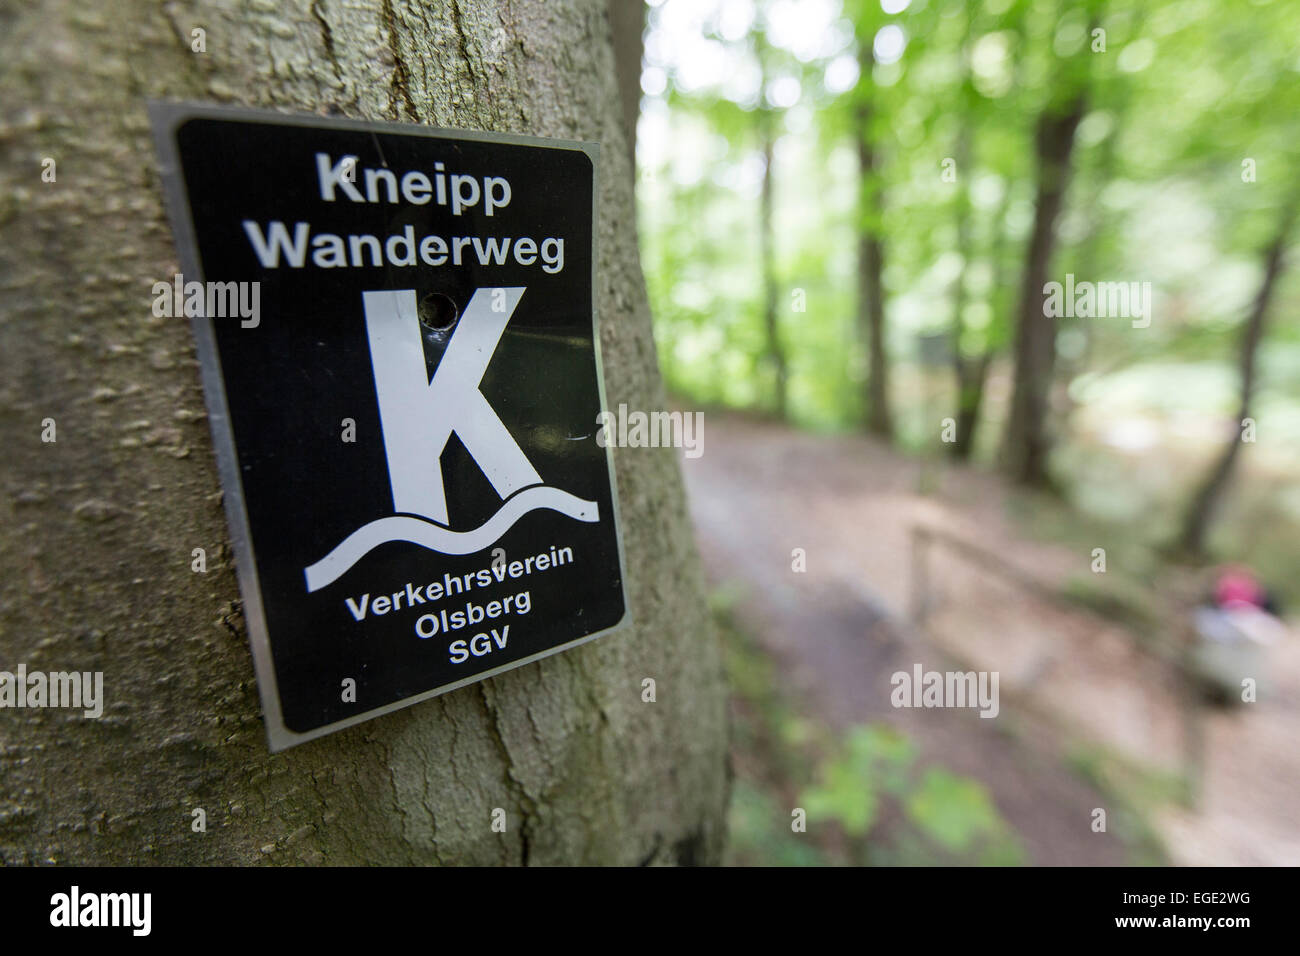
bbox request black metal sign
[151,104,627,750]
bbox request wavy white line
[303,486,599,592]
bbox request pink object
[1215,569,1264,610]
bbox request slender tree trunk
[1000,94,1086,485]
[952,355,992,460]
[947,10,990,461]
[1177,200,1296,556]
[947,123,989,461]
[759,113,787,417]
[0,0,727,866]
[855,43,892,439]
[967,161,1019,463]
[607,0,645,166]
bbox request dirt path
[682,411,1300,866]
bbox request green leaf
[904,768,1003,853]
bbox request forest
[640,0,1298,578]
[637,0,1300,865]
[1,0,1295,875]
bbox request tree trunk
[952,354,991,461]
[947,10,989,461]
[855,44,892,440]
[759,114,788,418]
[1177,200,1296,556]
[946,122,989,461]
[607,0,645,166]
[999,94,1086,485]
[0,0,727,866]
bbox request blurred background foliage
[634,0,1299,866]
[637,0,1300,600]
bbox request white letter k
[362,287,541,525]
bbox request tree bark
[999,94,1086,485]
[855,43,892,440]
[946,124,990,461]
[759,113,788,418]
[0,0,727,866]
[946,9,988,461]
[607,0,645,166]
[1177,199,1296,556]
[951,354,991,461]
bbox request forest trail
[681,411,1300,866]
